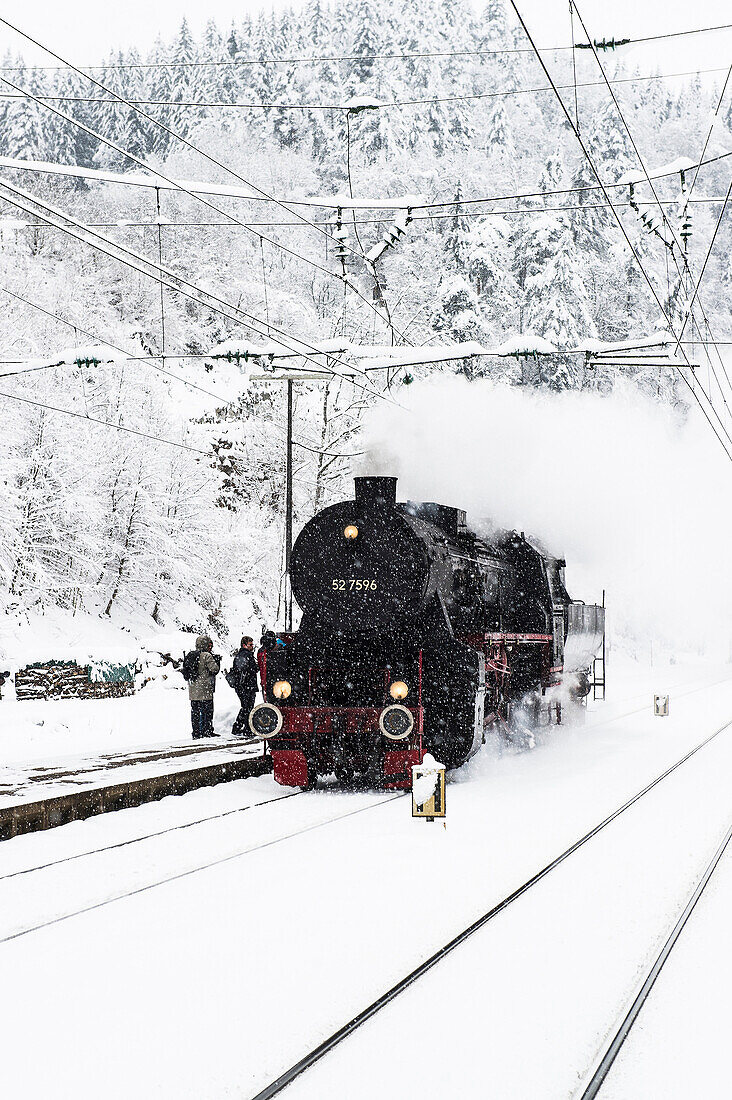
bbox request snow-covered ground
[0,656,730,1098]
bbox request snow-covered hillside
[0,0,730,646]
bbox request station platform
[0,737,271,840]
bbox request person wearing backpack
[183,635,221,739]
[226,636,259,737]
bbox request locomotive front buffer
[250,649,427,790]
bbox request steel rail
[0,792,404,945]
[250,715,732,1100]
[0,789,303,882]
[577,817,732,1099]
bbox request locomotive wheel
[301,758,318,791]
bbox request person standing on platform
[228,636,259,737]
[186,635,221,739]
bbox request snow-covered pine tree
[92,52,128,168]
[569,100,633,256]
[269,10,302,148]
[144,37,173,157]
[519,208,596,387]
[168,18,198,138]
[3,58,46,160]
[439,0,476,146]
[39,70,80,166]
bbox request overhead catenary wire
[0,90,413,365]
[507,0,732,463]
[0,385,211,455]
[687,65,732,204]
[3,146,731,212]
[415,149,732,210]
[0,282,360,457]
[0,64,725,112]
[0,71,346,279]
[1,195,730,235]
[2,21,730,70]
[674,173,732,353]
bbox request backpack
[181,651,200,683]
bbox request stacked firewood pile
[14,661,136,701]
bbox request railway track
[0,788,303,883]
[0,789,404,945]
[576,816,732,1099]
[250,713,732,1100]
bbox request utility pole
[155,187,166,367]
[285,377,293,630]
[251,370,334,633]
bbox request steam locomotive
[249,476,604,790]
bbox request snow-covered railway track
[0,789,403,945]
[251,714,732,1100]
[0,788,303,883]
[576,816,732,1100]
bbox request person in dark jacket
[189,635,221,739]
[229,636,259,737]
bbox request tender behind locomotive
[251,476,604,790]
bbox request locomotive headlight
[273,680,292,700]
[344,524,359,540]
[389,680,409,701]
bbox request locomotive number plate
[332,579,378,591]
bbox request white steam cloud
[360,378,732,655]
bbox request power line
[0,385,211,454]
[0,283,361,457]
[508,0,732,463]
[415,150,732,210]
[687,65,732,204]
[3,194,728,233]
[1,22,730,71]
[571,1,732,426]
[0,73,344,278]
[3,93,409,351]
[3,147,730,212]
[676,173,732,350]
[0,64,725,111]
[0,282,235,400]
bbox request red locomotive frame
[259,632,561,789]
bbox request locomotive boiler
[249,476,604,790]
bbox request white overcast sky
[0,0,730,70]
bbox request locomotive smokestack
[354,476,398,507]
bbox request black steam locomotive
[250,476,604,790]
